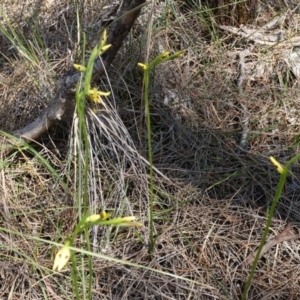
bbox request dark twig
[11,0,146,143]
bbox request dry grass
[1,0,300,299]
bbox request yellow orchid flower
[270,156,284,174]
[53,240,71,271]
[88,87,110,103]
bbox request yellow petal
[88,88,98,97]
[120,216,136,222]
[99,44,111,55]
[88,88,110,103]
[270,156,284,174]
[138,63,148,70]
[161,51,170,58]
[85,211,110,223]
[98,216,143,227]
[88,88,101,103]
[91,97,101,103]
[100,29,108,45]
[73,64,86,72]
[97,91,111,96]
[53,243,71,271]
[115,216,143,227]
[86,214,101,223]
[99,210,109,220]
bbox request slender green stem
[139,51,183,256]
[71,250,80,299]
[242,153,300,299]
[143,69,155,256]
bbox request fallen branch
[8,0,146,143]
[242,222,300,268]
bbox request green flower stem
[138,50,183,256]
[242,153,300,299]
[142,65,155,256]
